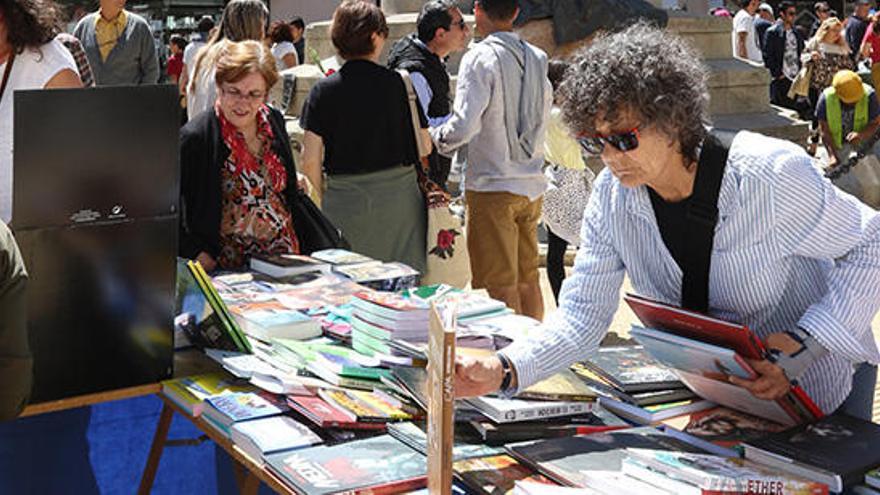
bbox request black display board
[12,85,179,402]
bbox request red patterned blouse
[216,104,299,270]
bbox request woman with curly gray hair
[455,23,880,422]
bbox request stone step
[712,106,810,143]
[705,58,771,115]
[667,12,734,60]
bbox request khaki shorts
[465,190,542,290]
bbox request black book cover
[584,345,682,393]
[745,414,880,488]
[506,426,708,487]
[265,434,427,494]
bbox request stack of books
[249,253,330,278]
[570,345,711,424]
[162,372,256,417]
[311,248,420,291]
[273,339,390,390]
[201,390,291,437]
[227,300,321,342]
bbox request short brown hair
[268,20,293,44]
[214,40,279,90]
[330,0,389,59]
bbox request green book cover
[187,260,251,353]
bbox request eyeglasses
[577,128,640,155]
[785,10,797,16]
[220,86,266,103]
[450,18,467,30]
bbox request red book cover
[287,395,386,431]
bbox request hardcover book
[185,260,251,352]
[623,448,829,495]
[454,454,559,495]
[743,414,880,493]
[286,395,387,431]
[265,434,427,495]
[662,406,787,448]
[427,303,456,494]
[468,409,629,446]
[506,427,713,487]
[466,396,594,424]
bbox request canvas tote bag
[397,69,471,288]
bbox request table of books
[138,251,880,495]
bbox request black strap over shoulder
[680,129,737,313]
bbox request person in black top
[387,0,470,190]
[289,17,305,66]
[300,0,429,272]
[846,0,872,61]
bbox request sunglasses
[577,128,640,155]
[450,18,467,30]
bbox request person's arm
[861,25,874,58]
[301,130,324,200]
[456,174,625,397]
[819,120,840,165]
[140,23,160,84]
[738,31,749,59]
[0,222,31,421]
[774,150,880,364]
[431,49,493,155]
[44,69,83,89]
[178,63,189,96]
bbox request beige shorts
[465,190,542,290]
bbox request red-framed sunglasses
[576,128,640,155]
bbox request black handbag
[288,187,351,255]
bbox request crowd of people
[729,0,880,160]
[0,0,878,433]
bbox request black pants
[546,227,568,305]
[770,78,811,121]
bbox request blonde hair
[810,17,849,50]
[189,0,269,94]
[215,40,278,90]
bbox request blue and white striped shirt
[501,131,880,413]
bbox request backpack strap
[680,129,737,313]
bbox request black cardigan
[178,107,298,261]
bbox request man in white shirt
[732,0,763,63]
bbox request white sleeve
[410,71,450,128]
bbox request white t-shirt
[732,10,763,63]
[0,40,77,223]
[182,39,205,78]
[187,64,216,120]
[271,42,298,71]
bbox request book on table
[464,396,595,424]
[570,361,696,407]
[161,372,255,416]
[579,345,683,393]
[387,421,502,462]
[185,260,251,352]
[621,448,829,495]
[453,454,561,495]
[249,253,330,278]
[466,408,629,446]
[623,294,822,426]
[201,391,289,433]
[230,415,323,464]
[286,395,387,431]
[309,248,377,266]
[661,406,788,449]
[742,413,880,493]
[265,434,427,495]
[505,426,732,488]
[228,300,321,342]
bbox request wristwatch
[497,353,514,395]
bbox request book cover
[506,427,712,487]
[454,454,559,495]
[427,303,456,494]
[203,391,286,428]
[629,325,757,380]
[598,396,716,425]
[353,291,429,315]
[465,396,593,424]
[310,249,377,265]
[162,374,257,417]
[582,344,682,393]
[517,370,598,402]
[468,409,629,446]
[265,434,427,495]
[186,260,251,352]
[250,253,330,278]
[275,279,366,311]
[229,300,321,341]
[743,414,880,492]
[387,422,502,461]
[318,389,389,423]
[230,415,322,459]
[663,406,787,448]
[624,448,829,495]
[286,395,387,431]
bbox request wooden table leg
[137,402,175,495]
[240,472,260,495]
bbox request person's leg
[834,362,877,421]
[516,196,544,320]
[465,190,522,313]
[546,227,568,305]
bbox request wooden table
[137,394,298,495]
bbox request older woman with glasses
[455,23,880,422]
[179,40,302,271]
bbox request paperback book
[230,415,323,463]
[202,391,288,431]
[228,300,321,342]
[454,454,559,495]
[161,373,255,417]
[581,345,682,393]
[286,395,387,431]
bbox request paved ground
[535,264,880,422]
